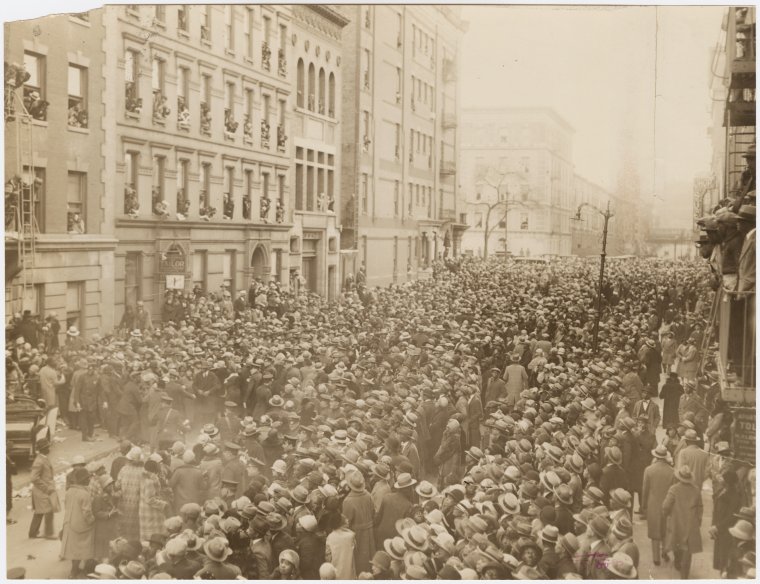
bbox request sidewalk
[11,425,119,493]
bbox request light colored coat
[326,527,356,580]
[30,452,56,514]
[342,490,375,573]
[502,363,528,400]
[677,445,711,489]
[662,481,703,554]
[641,460,674,540]
[676,344,698,380]
[61,484,95,560]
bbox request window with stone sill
[23,52,48,121]
[262,42,271,72]
[278,49,287,77]
[68,64,88,128]
[67,171,86,234]
[124,50,141,116]
[177,5,188,32]
[277,124,287,152]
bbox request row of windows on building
[10,281,86,332]
[471,211,531,231]
[123,152,286,223]
[123,50,288,152]
[127,5,287,76]
[362,6,437,71]
[360,177,439,220]
[20,52,88,126]
[295,59,337,117]
[124,249,242,307]
[11,167,86,235]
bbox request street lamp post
[574,200,614,354]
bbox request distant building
[337,5,468,287]
[5,11,116,339]
[570,175,624,257]
[459,107,575,257]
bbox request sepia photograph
[2,1,756,580]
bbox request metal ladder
[5,86,37,316]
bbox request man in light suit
[502,353,528,408]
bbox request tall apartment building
[4,11,116,337]
[337,5,468,287]
[290,6,348,300]
[459,108,575,257]
[708,7,755,207]
[103,4,295,322]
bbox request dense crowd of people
[5,254,756,580]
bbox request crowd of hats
[6,255,756,579]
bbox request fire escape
[700,8,756,419]
[4,62,38,314]
[724,7,756,193]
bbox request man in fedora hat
[341,471,375,572]
[677,429,711,490]
[663,465,703,579]
[374,473,416,545]
[197,536,241,579]
[192,360,222,427]
[369,462,392,512]
[736,202,755,292]
[502,352,528,406]
[483,366,506,405]
[632,387,660,434]
[600,446,629,507]
[153,393,187,450]
[28,437,58,540]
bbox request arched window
[307,63,315,111]
[318,68,326,115]
[296,59,305,108]
[328,72,336,117]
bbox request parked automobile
[6,395,51,460]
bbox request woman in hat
[662,465,703,579]
[295,515,325,580]
[270,549,301,579]
[675,336,699,384]
[434,418,463,489]
[115,447,143,541]
[660,330,678,374]
[91,475,120,562]
[138,459,169,542]
[710,470,742,576]
[61,466,95,578]
[325,513,357,580]
[658,372,684,429]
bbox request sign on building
[732,407,756,466]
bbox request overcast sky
[460,5,726,207]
